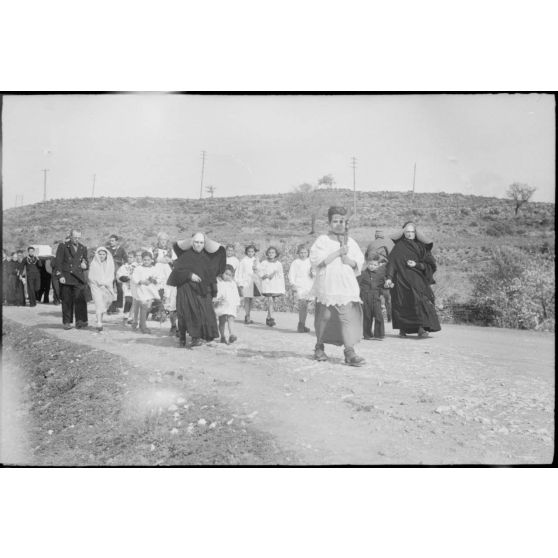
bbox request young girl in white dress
[214,264,241,344]
[258,246,285,327]
[288,244,315,333]
[235,244,261,324]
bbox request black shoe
[363,335,374,340]
[75,321,88,329]
[229,335,237,343]
[63,323,72,330]
[179,338,187,348]
[190,338,203,347]
[220,336,228,344]
[244,316,253,324]
[297,323,310,333]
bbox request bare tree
[506,182,536,216]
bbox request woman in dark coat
[167,233,226,348]
[385,222,441,338]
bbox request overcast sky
[2,93,555,208]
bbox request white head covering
[88,246,115,285]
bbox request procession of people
[2,207,441,366]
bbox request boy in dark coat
[53,230,89,329]
[358,253,388,340]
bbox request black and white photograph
[1,92,554,467]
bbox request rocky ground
[1,303,555,465]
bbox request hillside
[2,190,555,307]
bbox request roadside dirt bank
[2,304,555,464]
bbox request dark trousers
[60,282,88,325]
[363,293,385,338]
[381,288,392,321]
[38,271,52,303]
[26,273,41,306]
[51,274,61,304]
[109,280,124,311]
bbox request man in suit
[53,229,89,330]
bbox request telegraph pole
[411,162,417,205]
[350,156,357,218]
[206,185,216,198]
[92,174,96,197]
[42,169,49,201]
[200,150,207,199]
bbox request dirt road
[2,304,554,464]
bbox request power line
[200,150,207,199]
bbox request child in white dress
[131,251,163,334]
[288,244,315,333]
[214,264,241,344]
[259,246,285,327]
[225,245,240,273]
[116,252,137,324]
[235,244,261,324]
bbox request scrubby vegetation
[3,190,554,330]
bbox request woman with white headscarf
[88,247,116,332]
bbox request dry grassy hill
[3,190,555,308]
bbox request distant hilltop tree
[506,182,536,216]
[317,174,335,189]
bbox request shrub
[470,247,555,330]
[485,221,513,236]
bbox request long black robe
[167,243,226,341]
[385,238,441,333]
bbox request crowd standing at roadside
[2,208,441,366]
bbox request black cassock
[385,238,441,334]
[167,243,226,341]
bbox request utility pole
[411,162,417,206]
[92,174,96,197]
[42,169,49,202]
[350,156,357,218]
[200,150,207,199]
[206,185,216,198]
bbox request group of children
[111,249,176,335]
[225,243,389,342]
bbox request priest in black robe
[167,233,226,347]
